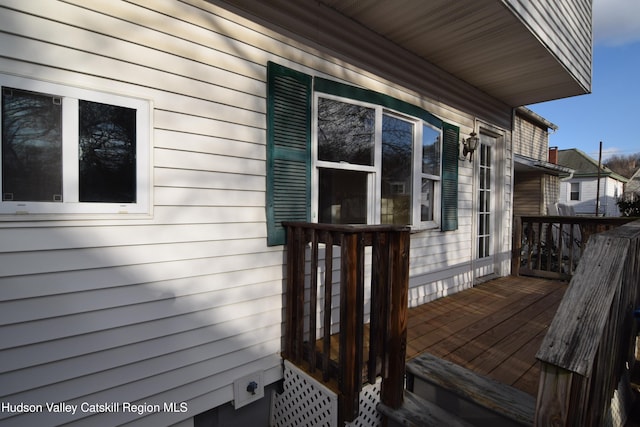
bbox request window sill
[409,222,440,233]
[0,211,154,226]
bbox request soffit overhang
[220,0,591,107]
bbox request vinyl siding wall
[514,172,543,216]
[0,1,513,426]
[513,113,549,161]
[505,0,592,93]
[560,177,624,216]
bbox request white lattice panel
[271,360,337,427]
[271,360,382,427]
[345,378,382,427]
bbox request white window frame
[311,92,441,228]
[415,122,441,229]
[570,182,580,201]
[0,74,151,217]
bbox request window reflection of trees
[317,98,374,165]
[423,128,440,176]
[2,88,62,201]
[382,115,413,224]
[79,100,136,203]
[382,114,412,189]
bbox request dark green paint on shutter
[441,122,459,231]
[266,62,312,246]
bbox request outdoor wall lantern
[460,132,479,162]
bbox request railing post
[512,216,522,276]
[284,224,305,363]
[380,229,410,409]
[281,222,412,424]
[535,220,640,425]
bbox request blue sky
[528,0,640,161]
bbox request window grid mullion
[62,97,79,204]
[373,107,383,224]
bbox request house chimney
[548,147,558,164]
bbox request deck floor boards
[406,276,567,396]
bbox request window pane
[382,114,413,225]
[2,87,63,202]
[79,100,136,203]
[318,168,367,224]
[422,124,440,176]
[570,182,579,200]
[317,98,374,165]
[421,178,434,222]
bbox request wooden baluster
[556,222,563,275]
[546,222,554,272]
[568,222,575,274]
[308,229,319,373]
[536,221,543,271]
[512,216,522,276]
[322,231,333,382]
[369,231,387,384]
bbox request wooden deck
[407,275,567,397]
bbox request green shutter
[266,62,312,246]
[441,122,459,231]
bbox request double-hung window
[570,182,580,201]
[0,74,151,216]
[313,95,441,227]
[266,62,458,246]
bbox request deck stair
[379,353,535,426]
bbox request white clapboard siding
[2,306,282,395]
[0,0,516,425]
[154,148,264,176]
[0,258,280,325]
[0,223,267,255]
[154,130,265,162]
[0,277,283,360]
[0,239,279,277]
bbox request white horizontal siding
[0,1,281,425]
[0,0,515,425]
[505,0,591,92]
[514,115,549,160]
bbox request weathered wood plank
[378,390,475,427]
[535,220,640,426]
[408,352,536,425]
[406,276,565,396]
[536,233,629,374]
[449,285,564,367]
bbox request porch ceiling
[316,0,588,106]
[219,0,590,107]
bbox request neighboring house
[0,1,591,427]
[558,149,628,216]
[624,167,640,200]
[513,107,573,216]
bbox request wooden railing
[282,222,410,424]
[512,216,635,280]
[535,220,640,426]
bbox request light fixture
[461,132,479,162]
